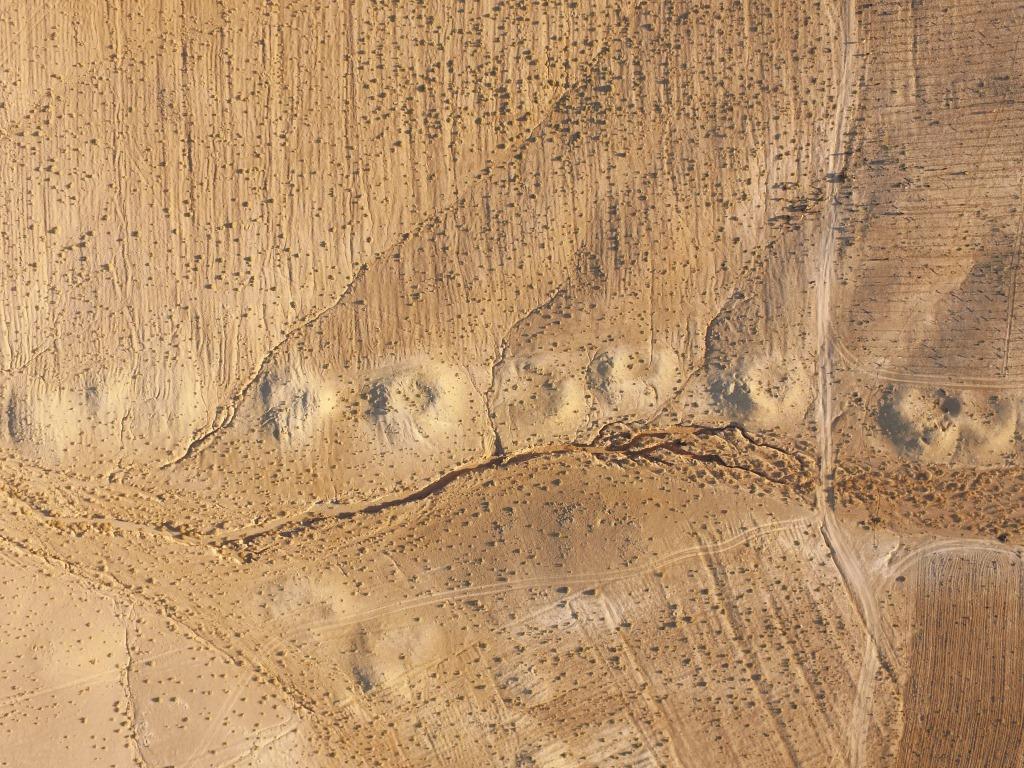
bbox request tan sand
[1,0,1023,765]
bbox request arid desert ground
[2,0,1024,766]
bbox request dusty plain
[1,0,1023,765]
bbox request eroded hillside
[1,0,1023,766]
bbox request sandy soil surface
[1,0,1023,765]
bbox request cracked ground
[2,0,1024,766]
